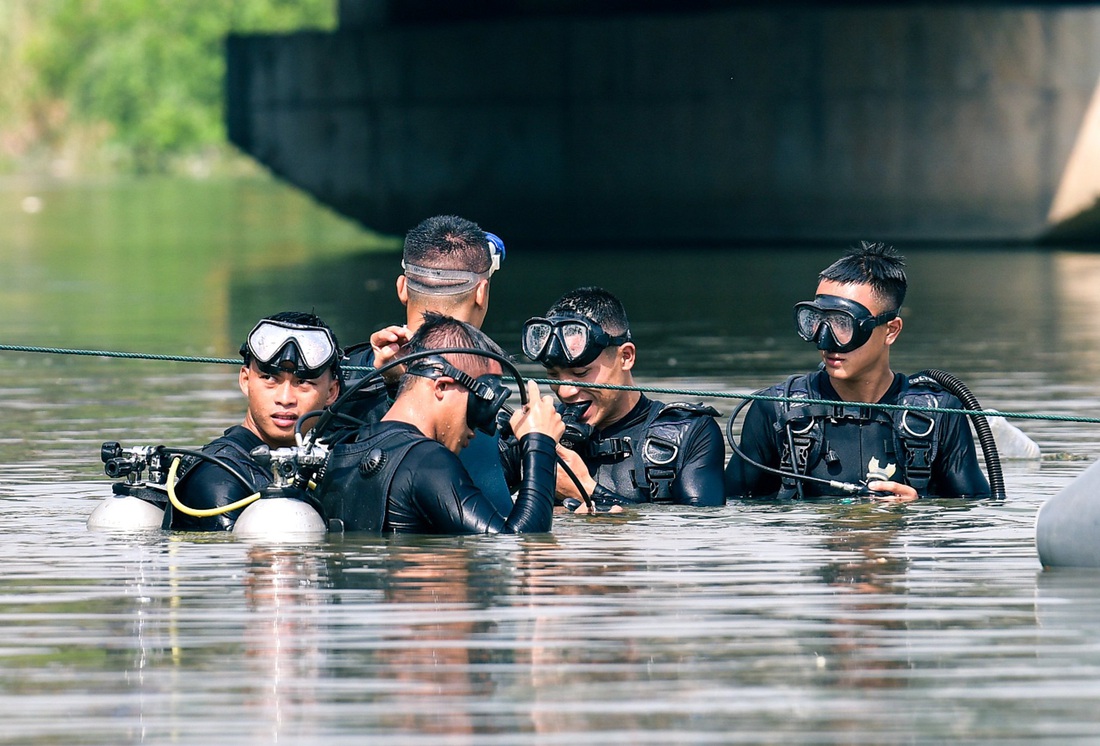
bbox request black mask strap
[406,357,512,435]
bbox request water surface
[2,177,1100,744]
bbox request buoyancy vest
[583,400,720,503]
[312,426,420,532]
[176,437,268,488]
[771,372,952,499]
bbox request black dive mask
[557,401,594,451]
[406,356,512,435]
[241,319,339,379]
[521,314,631,368]
[793,295,898,353]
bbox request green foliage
[2,0,336,173]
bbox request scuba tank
[88,442,168,531]
[86,485,166,531]
[231,444,329,540]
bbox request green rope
[2,342,1097,425]
[524,377,1100,424]
[0,343,240,366]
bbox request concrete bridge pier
[226,4,1100,244]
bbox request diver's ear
[432,376,452,402]
[474,278,489,309]
[396,275,409,307]
[238,365,251,397]
[324,375,340,406]
[619,342,636,371]
[885,316,903,345]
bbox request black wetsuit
[725,370,991,499]
[161,425,270,531]
[342,344,515,513]
[502,395,726,507]
[319,421,556,534]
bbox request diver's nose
[274,379,297,404]
[553,381,579,401]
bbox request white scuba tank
[87,494,165,531]
[231,496,327,540]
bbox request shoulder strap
[637,401,719,503]
[772,374,822,500]
[889,376,949,493]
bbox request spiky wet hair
[818,241,907,311]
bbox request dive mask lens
[558,321,592,362]
[822,310,856,346]
[794,303,826,342]
[245,320,337,373]
[521,319,554,361]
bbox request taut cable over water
[0,341,1094,426]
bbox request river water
[2,176,1100,744]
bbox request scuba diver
[321,312,564,534]
[724,241,992,501]
[502,286,726,509]
[341,215,514,513]
[161,311,342,530]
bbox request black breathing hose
[309,346,530,442]
[913,369,1006,500]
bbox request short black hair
[403,215,491,274]
[818,241,907,311]
[545,286,630,336]
[397,311,505,395]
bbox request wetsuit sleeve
[164,462,255,531]
[672,417,726,506]
[724,400,783,498]
[390,433,556,534]
[498,433,522,495]
[929,410,992,498]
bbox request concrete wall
[226,6,1100,244]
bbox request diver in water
[161,311,342,530]
[503,286,725,509]
[322,313,563,534]
[341,215,513,513]
[725,241,991,501]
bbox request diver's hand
[866,480,919,503]
[510,381,564,442]
[369,325,411,381]
[554,444,596,501]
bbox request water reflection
[811,503,912,701]
[242,546,327,742]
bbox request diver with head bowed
[725,241,991,502]
[502,286,726,510]
[162,311,342,531]
[340,214,513,512]
[319,312,564,534]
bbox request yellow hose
[166,456,261,517]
